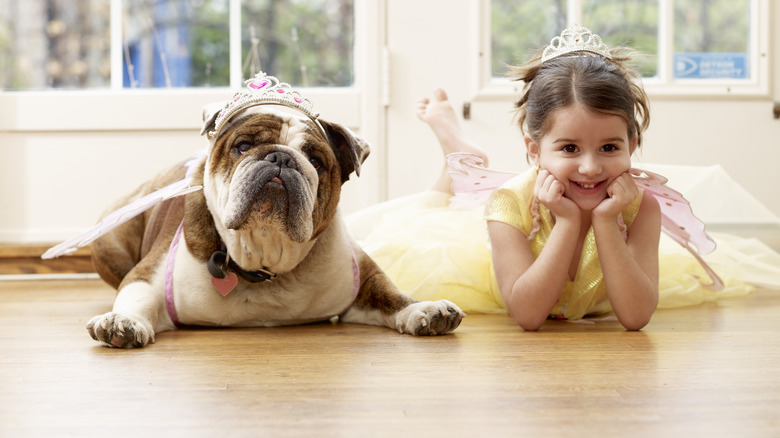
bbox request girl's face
[526,103,637,211]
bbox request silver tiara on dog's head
[541,24,612,63]
[209,72,325,139]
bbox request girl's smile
[572,180,605,192]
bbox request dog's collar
[207,242,277,283]
[164,220,361,328]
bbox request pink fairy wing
[41,151,206,260]
[631,168,724,290]
[445,157,723,290]
[41,178,202,260]
[631,168,716,254]
[447,152,517,210]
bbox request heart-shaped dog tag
[211,272,238,296]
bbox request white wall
[641,99,779,209]
[0,130,204,242]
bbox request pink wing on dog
[41,151,206,260]
[446,153,723,290]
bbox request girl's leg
[417,88,488,193]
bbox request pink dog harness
[164,221,361,327]
[164,221,186,327]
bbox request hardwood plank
[0,244,91,258]
[0,244,94,275]
[1,279,778,437]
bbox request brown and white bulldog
[86,104,464,348]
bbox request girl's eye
[235,142,253,154]
[562,144,578,153]
[602,144,618,152]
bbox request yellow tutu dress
[347,164,780,319]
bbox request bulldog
[84,78,464,348]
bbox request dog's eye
[235,142,253,155]
[309,156,323,170]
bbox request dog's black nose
[265,151,296,169]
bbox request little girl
[350,24,774,330]
[485,32,659,330]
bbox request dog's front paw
[86,312,154,348]
[396,300,465,335]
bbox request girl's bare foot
[417,88,488,193]
[417,89,486,158]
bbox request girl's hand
[535,169,580,222]
[593,172,639,220]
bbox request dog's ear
[321,120,370,183]
[200,101,226,137]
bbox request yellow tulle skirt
[347,192,780,315]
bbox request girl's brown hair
[510,47,650,148]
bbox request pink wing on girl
[629,168,723,290]
[447,152,515,210]
[446,153,724,290]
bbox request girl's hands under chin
[593,172,639,220]
[535,169,580,222]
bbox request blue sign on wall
[674,53,748,79]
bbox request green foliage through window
[491,0,751,80]
[0,0,354,90]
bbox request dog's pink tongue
[271,177,283,186]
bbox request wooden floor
[1,278,779,438]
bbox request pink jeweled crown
[208,72,323,139]
[541,24,612,63]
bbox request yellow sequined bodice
[485,169,643,319]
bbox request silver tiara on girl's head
[541,24,612,63]
[209,72,325,139]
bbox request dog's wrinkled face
[207,110,320,243]
[202,106,368,250]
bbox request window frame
[0,0,364,133]
[471,0,771,101]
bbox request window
[122,0,231,88]
[241,0,354,87]
[0,0,353,90]
[672,0,750,80]
[483,0,769,97]
[0,0,359,132]
[0,1,111,90]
